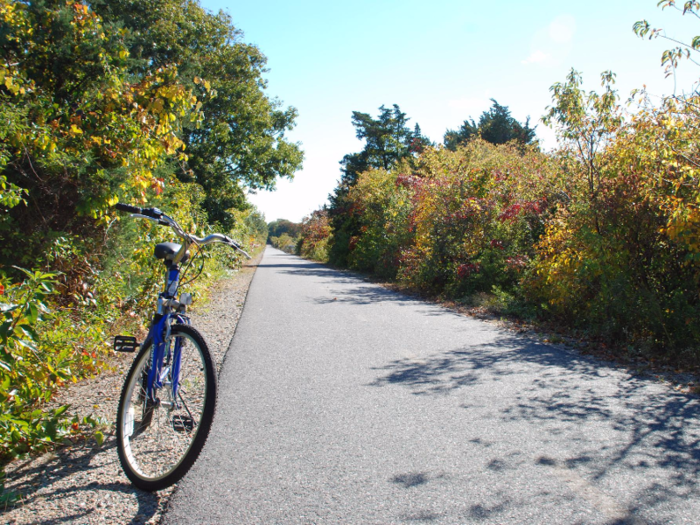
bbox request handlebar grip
[115,203,142,214]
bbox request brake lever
[131,213,170,226]
[225,237,251,259]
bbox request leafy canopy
[328,104,425,265]
[444,100,537,151]
[90,0,304,228]
[634,0,700,79]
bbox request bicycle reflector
[114,335,139,353]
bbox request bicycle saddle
[154,242,190,264]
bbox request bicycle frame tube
[165,267,180,299]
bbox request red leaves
[498,199,547,222]
[457,262,481,279]
[396,173,422,189]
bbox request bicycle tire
[116,324,217,492]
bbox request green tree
[267,219,301,240]
[244,208,268,241]
[542,69,622,199]
[444,100,537,150]
[91,0,304,228]
[339,105,416,185]
[0,0,198,267]
[328,104,421,265]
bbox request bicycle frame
[145,265,188,407]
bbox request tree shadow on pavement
[257,260,363,285]
[370,335,700,521]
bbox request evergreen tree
[444,100,536,150]
[329,104,421,265]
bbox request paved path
[166,247,700,524]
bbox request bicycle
[112,203,250,492]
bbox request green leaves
[88,0,303,229]
[444,100,537,151]
[634,1,700,78]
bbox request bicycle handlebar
[115,203,143,214]
[115,202,251,259]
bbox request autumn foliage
[0,0,286,460]
[301,75,700,361]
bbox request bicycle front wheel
[116,324,217,492]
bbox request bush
[312,76,700,362]
[297,210,332,262]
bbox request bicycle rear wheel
[116,324,217,492]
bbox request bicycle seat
[154,242,190,264]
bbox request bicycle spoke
[117,327,213,487]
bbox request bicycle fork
[146,314,186,410]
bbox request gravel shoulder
[1,253,261,525]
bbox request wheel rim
[119,331,209,483]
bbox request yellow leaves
[193,76,211,91]
[151,98,165,114]
[72,2,89,16]
[1,67,23,96]
[665,208,700,253]
[159,85,179,101]
[70,124,83,135]
[33,134,55,152]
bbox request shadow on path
[3,428,171,524]
[371,334,700,521]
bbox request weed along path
[166,247,700,524]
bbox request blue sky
[200,0,699,222]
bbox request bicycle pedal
[172,415,195,432]
[114,335,139,353]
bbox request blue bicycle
[113,203,249,492]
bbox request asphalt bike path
[166,247,700,524]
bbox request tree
[267,219,301,240]
[634,0,700,81]
[410,123,432,155]
[339,105,416,184]
[444,100,537,150]
[542,69,622,199]
[0,0,199,267]
[328,104,422,265]
[90,0,304,228]
[244,208,268,240]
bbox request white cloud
[522,14,576,67]
[549,15,576,44]
[521,50,551,65]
